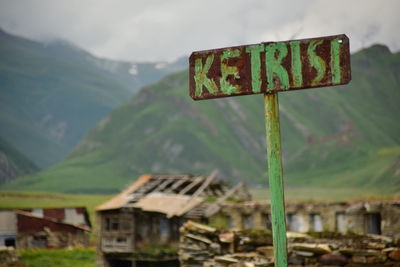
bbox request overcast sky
[0,0,399,62]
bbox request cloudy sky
[0,0,399,62]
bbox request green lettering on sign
[220,49,242,95]
[265,43,289,91]
[290,41,303,87]
[194,55,218,97]
[245,44,264,93]
[307,40,326,86]
[330,38,341,84]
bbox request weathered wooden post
[189,34,351,266]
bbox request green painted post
[264,92,288,267]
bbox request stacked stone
[0,246,24,267]
[179,220,400,267]
[287,232,400,266]
[179,221,220,267]
[179,221,274,267]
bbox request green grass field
[20,248,95,267]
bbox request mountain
[0,29,186,170]
[3,44,400,194]
[0,137,38,183]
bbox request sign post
[264,92,287,266]
[189,34,351,267]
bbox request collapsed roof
[96,171,251,218]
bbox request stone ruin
[179,220,400,267]
[0,246,24,267]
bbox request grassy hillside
[3,44,400,193]
[0,29,186,170]
[0,137,38,183]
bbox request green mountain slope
[0,137,38,183]
[4,44,400,193]
[0,29,186,170]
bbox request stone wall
[209,201,400,240]
[17,229,89,249]
[179,220,400,267]
[0,246,24,267]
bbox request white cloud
[0,0,398,61]
[260,0,400,52]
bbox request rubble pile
[0,246,24,267]
[179,221,400,267]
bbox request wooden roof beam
[164,177,190,193]
[191,170,218,199]
[179,177,204,195]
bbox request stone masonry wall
[0,246,24,267]
[209,201,400,241]
[179,221,400,267]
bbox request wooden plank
[205,182,246,217]
[165,177,191,193]
[152,178,176,192]
[179,177,204,195]
[137,179,163,193]
[191,170,218,199]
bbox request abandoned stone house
[0,207,91,249]
[95,172,251,267]
[207,200,400,241]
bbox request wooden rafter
[191,170,218,199]
[179,177,204,195]
[204,182,246,217]
[153,178,176,192]
[164,177,190,193]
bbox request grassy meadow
[20,248,95,267]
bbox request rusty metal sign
[189,34,351,100]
